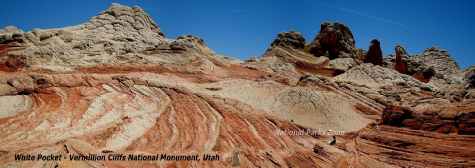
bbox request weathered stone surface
[414,47,461,76]
[307,22,357,59]
[0,3,474,168]
[175,35,214,54]
[385,45,436,83]
[382,102,475,135]
[6,76,35,94]
[5,54,26,70]
[355,124,475,167]
[329,58,357,71]
[0,95,32,118]
[0,26,24,44]
[270,31,306,49]
[249,34,334,81]
[465,65,475,89]
[394,44,408,73]
[413,47,463,87]
[335,63,427,89]
[0,84,16,95]
[0,3,171,69]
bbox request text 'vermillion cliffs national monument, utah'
[0,3,474,168]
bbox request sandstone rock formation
[307,22,357,59]
[245,31,339,84]
[464,66,475,99]
[270,31,306,50]
[329,58,357,72]
[364,39,383,65]
[0,3,474,168]
[415,47,461,76]
[385,45,436,83]
[465,66,475,89]
[383,103,475,134]
[394,44,408,73]
[413,47,463,87]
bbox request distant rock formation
[270,31,306,50]
[307,22,356,59]
[394,44,408,73]
[364,39,383,65]
[414,47,461,77]
[0,3,168,69]
[174,35,214,54]
[412,47,462,87]
[384,45,435,83]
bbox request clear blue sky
[1,0,474,68]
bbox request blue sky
[1,0,474,68]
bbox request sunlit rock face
[270,31,306,50]
[307,22,358,60]
[0,3,474,168]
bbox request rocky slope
[0,3,474,168]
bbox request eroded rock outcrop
[0,3,165,69]
[270,31,306,50]
[364,39,383,65]
[0,3,474,168]
[385,45,435,83]
[382,103,475,134]
[329,58,357,72]
[0,26,24,44]
[464,66,475,89]
[244,31,340,83]
[464,66,475,98]
[414,47,463,87]
[394,44,408,73]
[308,22,357,59]
[335,63,428,89]
[0,3,231,71]
[415,47,461,76]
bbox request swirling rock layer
[0,3,474,168]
